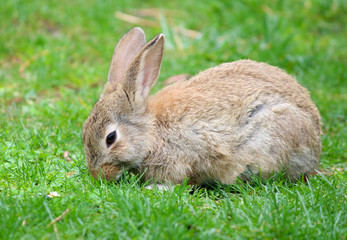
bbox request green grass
[1,0,346,239]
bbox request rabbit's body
[83,28,321,185]
[142,60,321,184]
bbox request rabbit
[82,27,321,186]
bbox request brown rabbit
[82,27,321,185]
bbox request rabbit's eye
[106,131,117,147]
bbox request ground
[0,0,346,239]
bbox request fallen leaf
[46,191,60,198]
[66,171,76,177]
[22,219,27,226]
[63,150,72,161]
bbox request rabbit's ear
[104,27,146,94]
[122,34,165,107]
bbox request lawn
[0,0,346,239]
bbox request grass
[1,0,346,239]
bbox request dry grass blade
[131,8,164,19]
[19,47,66,78]
[174,26,202,39]
[164,74,191,86]
[132,8,181,18]
[53,224,59,240]
[115,11,159,27]
[47,208,71,227]
[19,50,49,78]
[115,11,201,40]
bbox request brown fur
[82,28,321,185]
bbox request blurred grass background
[0,0,346,239]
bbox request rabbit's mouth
[89,163,122,181]
[91,162,141,181]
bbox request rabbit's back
[145,60,321,184]
[150,60,320,130]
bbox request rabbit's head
[82,28,164,181]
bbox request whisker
[141,163,171,166]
